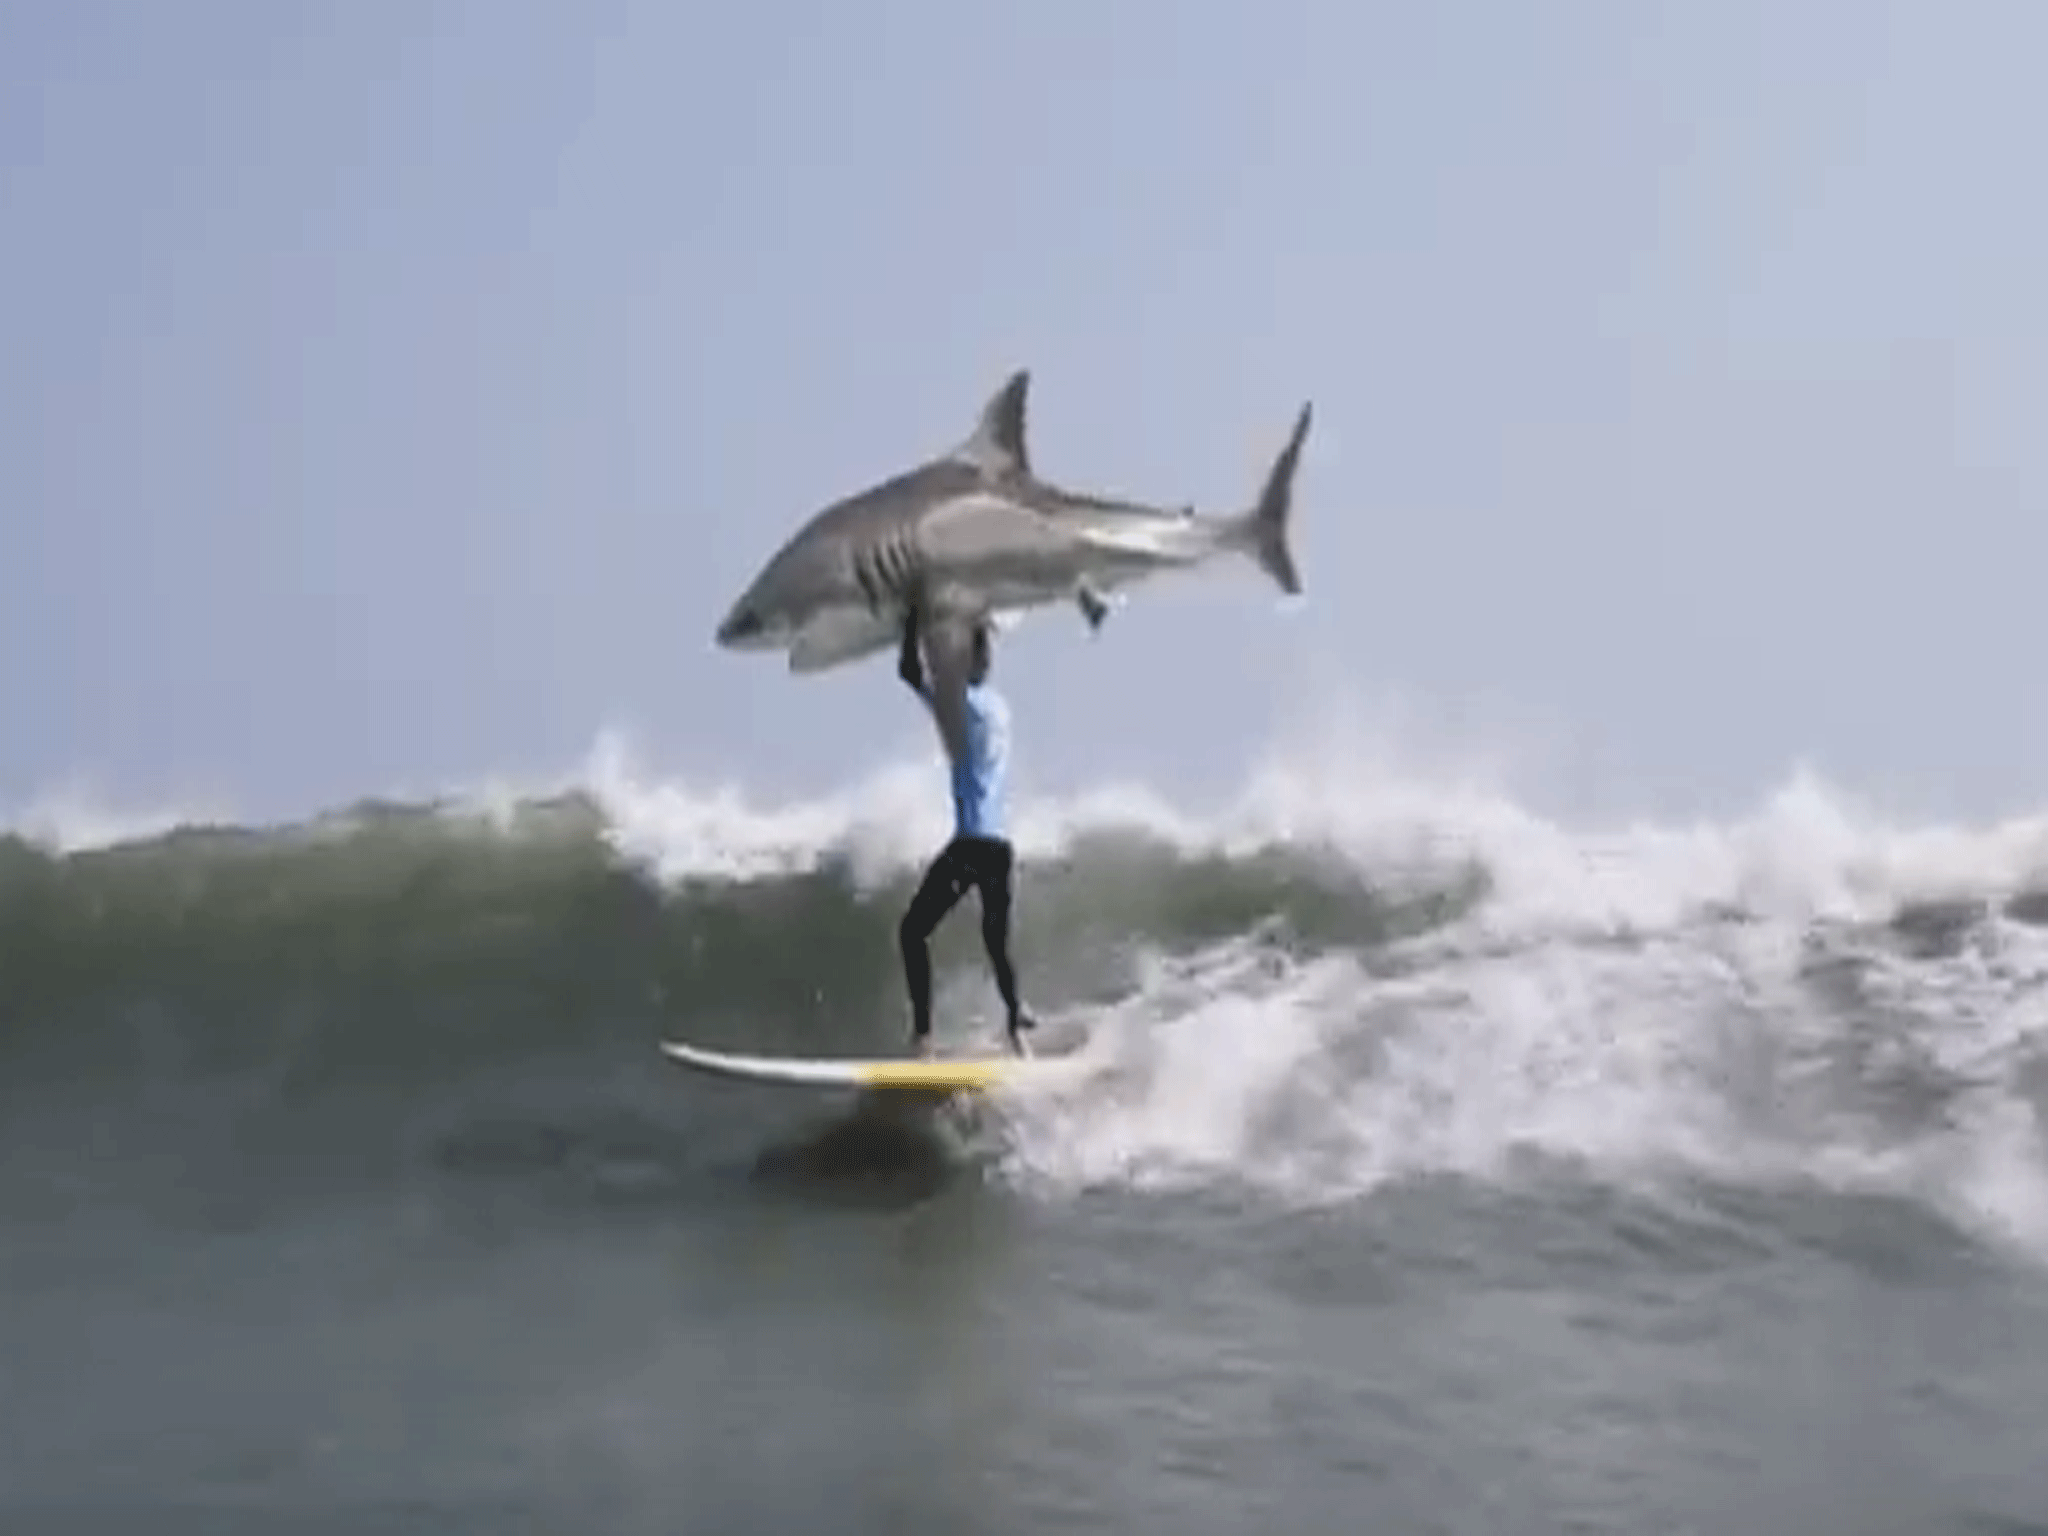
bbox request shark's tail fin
[1240,401,1311,596]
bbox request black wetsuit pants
[899,834,1022,1040]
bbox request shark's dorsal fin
[951,369,1032,478]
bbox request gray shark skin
[713,369,1311,762]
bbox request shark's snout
[715,604,768,648]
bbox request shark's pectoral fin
[1076,585,1111,633]
[950,370,1032,479]
[921,608,979,768]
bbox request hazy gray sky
[6,1,2045,824]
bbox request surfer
[895,605,1039,1059]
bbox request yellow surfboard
[659,1039,1066,1092]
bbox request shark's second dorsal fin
[953,369,1031,478]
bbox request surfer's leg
[898,841,973,1044]
[971,840,1035,1047]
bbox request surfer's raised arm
[897,607,931,704]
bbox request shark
[713,368,1311,761]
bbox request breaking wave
[7,735,2048,1255]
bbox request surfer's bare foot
[910,1034,937,1060]
[1005,1012,1037,1058]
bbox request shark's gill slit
[886,531,915,602]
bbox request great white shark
[713,368,1311,761]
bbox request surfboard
[659,1039,1066,1093]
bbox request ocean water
[5,740,2048,1534]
